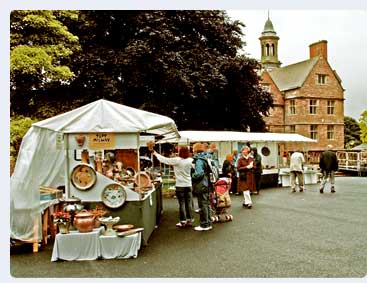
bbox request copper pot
[75,135,86,147]
[74,209,95,233]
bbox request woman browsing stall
[152,146,194,228]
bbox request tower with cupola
[259,15,281,70]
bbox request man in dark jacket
[319,145,339,193]
[191,142,212,231]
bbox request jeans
[175,187,193,222]
[196,188,211,228]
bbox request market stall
[11,99,179,249]
[177,130,316,187]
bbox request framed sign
[88,133,115,150]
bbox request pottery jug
[74,209,95,233]
[75,134,86,147]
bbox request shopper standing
[289,151,305,192]
[191,142,212,231]
[237,146,256,208]
[319,144,339,193]
[252,147,262,195]
[153,146,194,228]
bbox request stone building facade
[258,17,345,161]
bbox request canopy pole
[64,133,70,199]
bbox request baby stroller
[210,176,233,223]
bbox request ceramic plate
[71,164,97,190]
[101,184,127,209]
[134,172,152,188]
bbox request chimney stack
[309,40,328,60]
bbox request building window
[310,125,318,140]
[318,74,327,84]
[327,100,335,115]
[309,99,318,114]
[289,100,296,115]
[327,125,335,140]
[290,125,296,133]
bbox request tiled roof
[268,57,319,91]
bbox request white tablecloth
[99,233,141,259]
[51,227,104,261]
[51,227,142,261]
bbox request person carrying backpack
[191,142,212,231]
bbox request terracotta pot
[75,135,86,147]
[81,149,89,164]
[74,209,95,233]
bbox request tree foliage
[344,116,361,149]
[10,10,273,132]
[359,110,367,143]
[10,10,81,115]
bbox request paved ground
[9,176,367,279]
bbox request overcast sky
[226,10,367,121]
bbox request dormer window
[318,74,327,85]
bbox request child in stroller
[210,176,233,223]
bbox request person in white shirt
[289,151,305,192]
[153,146,194,228]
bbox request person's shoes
[194,208,201,213]
[320,188,324,194]
[247,204,252,209]
[185,221,193,227]
[299,188,304,192]
[235,192,240,196]
[331,187,336,193]
[242,202,248,207]
[176,222,186,228]
[252,191,259,195]
[291,188,296,193]
[194,226,212,231]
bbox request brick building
[259,17,345,161]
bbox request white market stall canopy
[34,99,180,140]
[178,130,316,143]
[10,99,180,242]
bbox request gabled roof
[267,57,319,91]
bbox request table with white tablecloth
[99,233,141,259]
[51,226,141,261]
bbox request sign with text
[88,133,115,149]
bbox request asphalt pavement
[9,176,367,279]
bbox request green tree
[65,10,273,131]
[10,10,81,116]
[10,10,273,131]
[359,110,367,143]
[344,116,361,149]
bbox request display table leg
[42,208,49,246]
[33,216,39,253]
